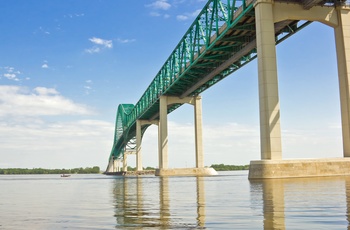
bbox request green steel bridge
[107,0,349,168]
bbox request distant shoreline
[0,166,100,175]
[0,164,249,174]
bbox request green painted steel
[108,0,317,164]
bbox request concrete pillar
[136,120,143,171]
[113,159,117,172]
[194,96,204,168]
[123,153,128,171]
[159,96,169,169]
[334,7,350,157]
[255,0,282,160]
[116,160,120,172]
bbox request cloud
[0,118,114,169]
[84,80,93,95]
[89,37,113,48]
[42,62,49,69]
[3,73,19,81]
[1,66,21,81]
[0,85,93,117]
[177,9,201,21]
[146,0,172,18]
[85,47,101,54]
[85,37,113,54]
[0,85,111,169]
[117,38,136,44]
[176,15,188,21]
[146,0,171,10]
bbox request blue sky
[0,0,343,170]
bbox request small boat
[61,174,71,177]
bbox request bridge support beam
[159,96,169,170]
[194,96,204,168]
[335,7,350,157]
[156,95,217,176]
[136,119,159,171]
[123,153,128,172]
[136,120,142,171]
[255,0,282,160]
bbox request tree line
[0,166,100,175]
[210,164,249,171]
[125,164,249,171]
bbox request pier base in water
[155,167,218,176]
[249,158,350,179]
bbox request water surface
[0,171,349,229]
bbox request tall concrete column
[159,96,169,169]
[194,96,204,168]
[116,160,120,172]
[334,7,350,157]
[255,0,282,160]
[136,120,143,171]
[113,159,117,172]
[123,153,128,171]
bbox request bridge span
[106,0,350,178]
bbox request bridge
[106,0,350,178]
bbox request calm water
[1,171,350,229]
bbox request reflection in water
[346,179,350,230]
[197,177,206,227]
[3,173,350,228]
[250,176,350,230]
[112,176,206,229]
[159,177,170,228]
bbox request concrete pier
[249,158,350,179]
[155,167,218,176]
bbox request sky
[0,0,344,170]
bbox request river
[0,171,349,229]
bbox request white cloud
[3,73,19,81]
[117,38,136,44]
[0,118,114,169]
[146,0,171,10]
[34,87,59,95]
[177,9,201,21]
[84,80,93,95]
[86,37,113,54]
[42,63,49,69]
[176,15,188,21]
[1,66,21,81]
[0,85,93,117]
[85,47,101,54]
[89,37,113,48]
[0,85,111,169]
